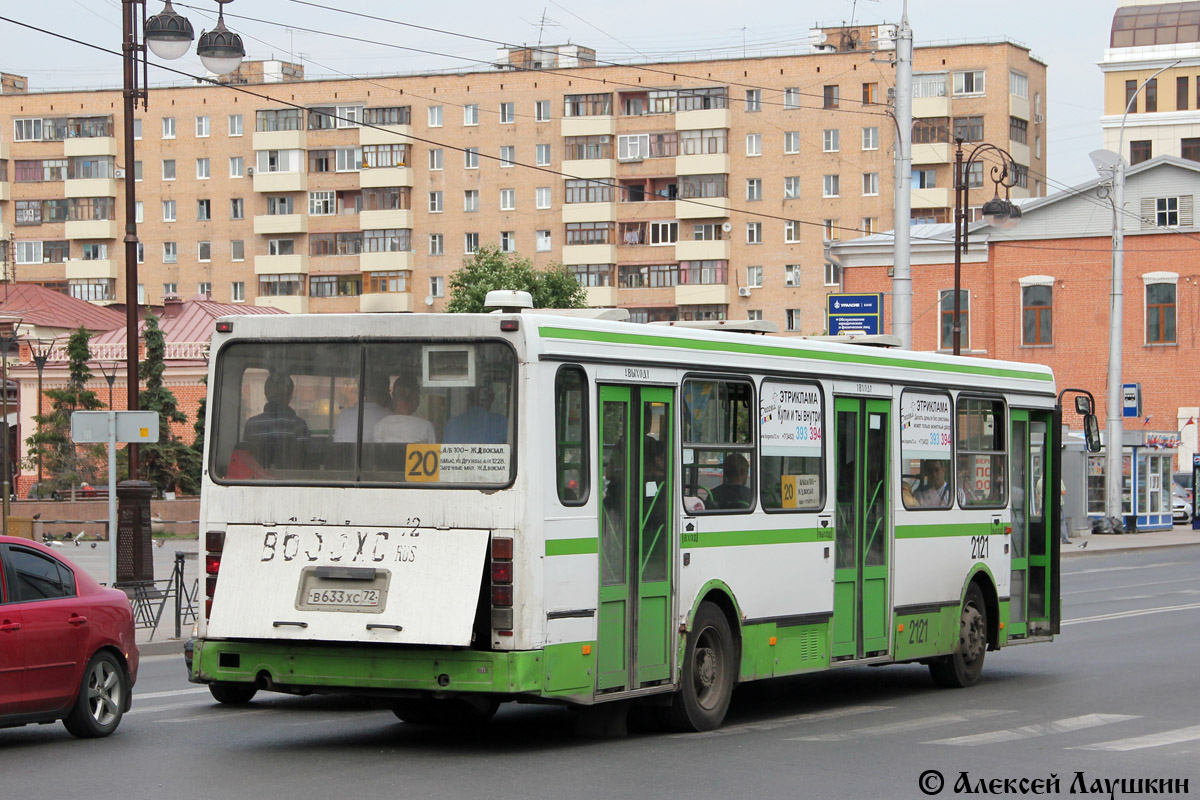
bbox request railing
[122,551,199,640]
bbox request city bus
[190,299,1086,731]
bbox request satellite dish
[721,222,732,232]
[1089,149,1123,174]
[424,295,434,306]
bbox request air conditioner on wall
[114,168,126,179]
[738,287,752,297]
[247,167,255,176]
[1034,113,1044,124]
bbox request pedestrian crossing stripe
[925,714,1140,745]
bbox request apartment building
[1101,1,1200,166]
[0,29,1046,334]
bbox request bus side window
[682,378,755,514]
[555,366,589,505]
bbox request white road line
[157,708,278,724]
[1063,602,1200,626]
[925,714,1140,746]
[786,709,1013,742]
[135,688,211,701]
[1071,724,1200,751]
[128,699,213,715]
[1064,562,1176,576]
[678,705,892,738]
[1063,577,1200,595]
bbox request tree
[23,327,106,495]
[445,244,586,313]
[138,313,201,495]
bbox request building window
[1146,78,1158,113]
[564,179,613,204]
[134,160,143,181]
[198,242,211,262]
[953,116,984,142]
[162,159,176,180]
[1130,140,1152,165]
[464,190,479,212]
[464,148,479,169]
[267,195,294,215]
[536,144,551,166]
[784,221,801,243]
[746,133,762,156]
[537,230,552,252]
[1146,279,1177,344]
[228,114,242,136]
[231,240,244,261]
[1009,70,1028,98]
[745,89,761,112]
[1125,80,1138,113]
[162,200,176,222]
[428,106,443,127]
[429,191,443,213]
[824,219,839,241]
[536,187,552,209]
[499,102,515,123]
[1179,76,1190,111]
[195,115,210,137]
[784,131,800,154]
[429,149,443,170]
[500,188,515,211]
[862,172,879,196]
[784,264,801,287]
[1009,117,1028,145]
[230,198,244,219]
[564,93,613,117]
[823,174,840,197]
[822,85,839,108]
[913,117,949,144]
[500,231,516,252]
[465,233,479,254]
[747,310,762,321]
[197,199,211,221]
[784,87,801,109]
[428,275,444,299]
[231,281,245,302]
[1021,283,1053,345]
[229,156,244,178]
[196,158,210,179]
[268,239,295,256]
[965,162,984,188]
[823,129,839,152]
[463,104,479,126]
[535,100,551,121]
[133,119,142,140]
[14,241,43,264]
[784,176,801,199]
[365,271,409,293]
[953,70,985,96]
[162,117,175,138]
[259,274,304,297]
[862,82,878,105]
[163,242,177,263]
[939,290,969,350]
[134,201,143,224]
[746,266,762,288]
[913,168,937,188]
[1183,138,1200,162]
[746,222,762,244]
[824,261,842,287]
[429,233,444,255]
[309,191,335,215]
[1148,196,1186,227]
[861,217,877,235]
[786,309,802,331]
[746,178,762,201]
[336,147,364,172]
[500,145,515,168]
[862,127,879,150]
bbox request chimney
[163,293,183,319]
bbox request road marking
[128,700,212,716]
[786,709,1012,742]
[135,687,210,701]
[1063,577,1200,595]
[157,708,278,724]
[1063,601,1200,626]
[1071,724,1200,751]
[925,714,1140,746]
[678,705,892,738]
[1064,562,1176,576]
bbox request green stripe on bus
[538,326,1053,383]
[683,528,832,549]
[545,537,599,556]
[896,522,999,539]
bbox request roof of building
[90,294,285,346]
[0,283,125,332]
[1112,3,1200,48]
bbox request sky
[1,0,1119,187]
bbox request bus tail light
[490,537,514,635]
[205,530,225,618]
[491,584,513,606]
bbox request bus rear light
[491,585,513,606]
[206,575,218,597]
[491,537,513,560]
[491,561,512,584]
[205,530,225,552]
[491,608,513,629]
[205,599,213,618]
[205,554,221,575]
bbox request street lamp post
[952,138,1023,356]
[30,338,55,491]
[96,359,120,410]
[0,316,24,533]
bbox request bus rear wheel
[666,601,735,732]
[930,583,987,688]
[209,682,258,705]
[392,697,499,726]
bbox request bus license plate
[307,587,379,607]
[296,568,390,614]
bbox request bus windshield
[210,339,516,487]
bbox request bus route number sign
[406,444,441,482]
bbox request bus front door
[1010,410,1054,639]
[597,385,674,693]
[832,397,892,660]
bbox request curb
[1061,539,1200,558]
[138,639,186,657]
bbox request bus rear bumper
[191,638,594,700]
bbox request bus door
[832,396,892,660]
[1010,410,1053,638]
[596,385,674,693]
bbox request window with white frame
[823,129,839,152]
[14,241,42,264]
[231,240,244,261]
[430,276,445,298]
[746,133,762,156]
[336,105,362,128]
[163,242,177,263]
[230,198,244,219]
[536,143,551,166]
[536,187,552,209]
[785,220,801,243]
[196,158,210,179]
[537,230,552,252]
[428,106,443,127]
[939,289,969,350]
[229,156,244,177]
[500,188,515,211]
[162,283,178,297]
[862,127,879,150]
[1009,70,1028,98]
[162,117,175,138]
[1020,278,1053,346]
[231,281,245,302]
[824,261,842,287]
[197,199,211,220]
[499,102,515,123]
[463,104,479,126]
[746,178,762,201]
[464,148,479,169]
[500,145,515,167]
[228,114,243,136]
[784,176,800,199]
[784,87,801,109]
[135,201,144,223]
[824,219,839,241]
[823,174,840,197]
[429,149,443,170]
[198,242,211,262]
[746,265,762,288]
[309,191,335,215]
[1144,273,1178,344]
[162,159,176,180]
[747,222,762,244]
[784,264,801,287]
[861,217,876,235]
[14,118,42,141]
[500,231,516,252]
[535,100,551,121]
[862,172,879,196]
[464,190,479,212]
[745,89,761,112]
[786,309,802,331]
[429,233,443,255]
[162,200,176,222]
[133,119,142,140]
[465,232,479,254]
[195,115,210,137]
[429,191,443,213]
[953,70,985,96]
[784,131,800,154]
[335,147,361,172]
[650,221,678,245]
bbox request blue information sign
[826,293,883,335]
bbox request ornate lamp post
[0,316,24,532]
[951,138,1022,356]
[30,338,56,492]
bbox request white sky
[1,0,1118,187]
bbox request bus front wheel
[666,601,735,732]
[930,583,987,688]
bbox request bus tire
[209,682,258,705]
[930,583,987,689]
[666,601,735,732]
[392,698,498,726]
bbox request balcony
[0,183,8,203]
[254,254,309,275]
[65,259,117,280]
[676,197,729,219]
[254,214,308,235]
[360,292,414,313]
[675,239,730,261]
[359,209,414,230]
[253,129,306,151]
[254,171,307,194]
[64,137,118,158]
[0,141,7,159]
[675,284,730,306]
[912,142,952,164]
[910,187,953,208]
[65,220,118,240]
[1008,141,1031,167]
[912,96,951,119]
[359,124,413,146]
[1010,94,1031,121]
[562,202,616,224]
[65,178,118,198]
[562,159,616,180]
[359,166,413,188]
[561,244,618,265]
[561,116,617,138]
[583,286,619,307]
[360,251,414,271]
[675,153,730,176]
[254,295,309,314]
[675,108,731,131]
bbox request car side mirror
[1084,414,1101,453]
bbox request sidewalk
[1060,523,1200,557]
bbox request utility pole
[891,1,913,349]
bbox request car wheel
[62,651,128,738]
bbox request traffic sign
[1122,383,1141,419]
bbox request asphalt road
[5,547,1198,800]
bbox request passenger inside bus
[443,385,507,444]
[707,453,752,509]
[916,460,951,507]
[333,372,392,442]
[241,371,310,468]
[374,374,436,443]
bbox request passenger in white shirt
[333,378,392,443]
[374,375,435,444]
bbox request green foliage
[138,313,201,495]
[445,244,586,313]
[22,327,106,493]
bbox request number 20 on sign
[405,444,441,482]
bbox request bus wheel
[209,682,258,705]
[392,698,499,726]
[666,601,735,732]
[930,583,987,689]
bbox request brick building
[0,30,1047,335]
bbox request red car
[0,535,139,738]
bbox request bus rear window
[210,340,516,487]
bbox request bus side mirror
[1075,396,1093,415]
[1084,414,1101,453]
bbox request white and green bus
[190,301,1093,731]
